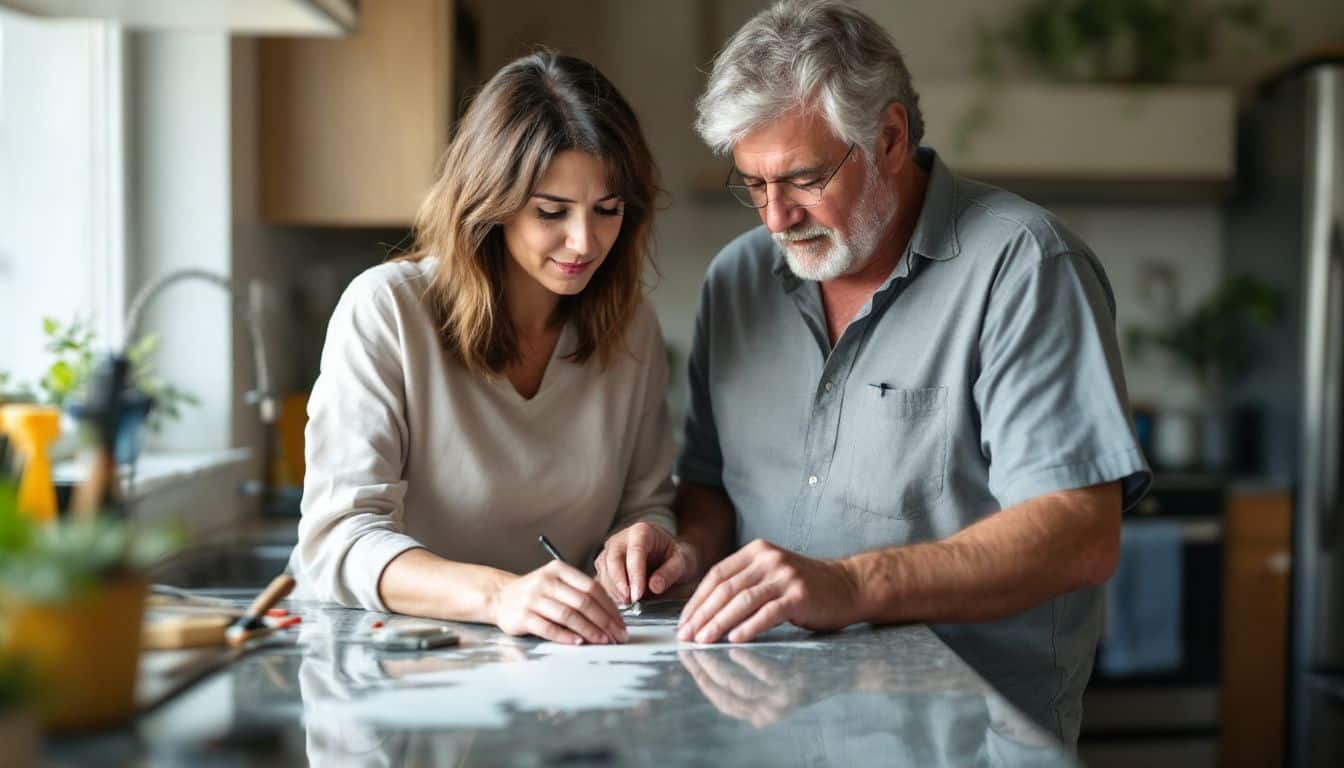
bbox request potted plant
[954,0,1289,152]
[38,317,197,465]
[0,471,181,731]
[975,0,1289,85]
[1126,275,1282,471]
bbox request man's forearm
[842,482,1122,625]
[673,482,737,578]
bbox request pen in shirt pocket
[867,382,893,397]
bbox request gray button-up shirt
[677,148,1151,747]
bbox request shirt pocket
[841,386,948,519]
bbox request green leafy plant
[39,317,198,433]
[0,478,183,603]
[976,0,1289,84]
[956,0,1289,153]
[1126,275,1282,397]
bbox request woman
[293,52,674,646]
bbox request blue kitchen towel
[1099,521,1184,676]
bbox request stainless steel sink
[151,540,293,591]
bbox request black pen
[539,534,642,617]
[538,534,566,564]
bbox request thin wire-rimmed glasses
[724,143,856,209]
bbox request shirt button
[824,381,834,392]
[808,475,819,486]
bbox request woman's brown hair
[400,51,659,377]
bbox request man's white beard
[773,167,896,282]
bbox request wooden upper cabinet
[260,0,454,226]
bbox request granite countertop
[46,598,1078,767]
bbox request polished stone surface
[47,597,1078,767]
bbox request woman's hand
[490,561,629,645]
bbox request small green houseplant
[1126,275,1282,399]
[1126,275,1282,471]
[40,317,198,434]
[35,317,199,467]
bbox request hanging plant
[956,0,1289,153]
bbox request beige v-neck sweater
[292,258,676,611]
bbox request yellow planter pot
[1,578,146,731]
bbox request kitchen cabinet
[260,0,455,226]
[1220,489,1292,767]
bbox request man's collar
[907,147,961,263]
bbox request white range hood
[0,0,357,35]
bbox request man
[596,0,1150,746]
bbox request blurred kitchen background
[1,1,1343,766]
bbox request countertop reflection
[47,598,1077,767]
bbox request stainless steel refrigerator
[1226,57,1344,767]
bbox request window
[0,10,126,397]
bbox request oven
[1079,475,1224,768]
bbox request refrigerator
[1225,57,1344,767]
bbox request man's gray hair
[695,0,924,158]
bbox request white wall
[1052,203,1225,407]
[129,31,235,452]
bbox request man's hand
[594,522,700,605]
[679,647,817,727]
[677,539,863,644]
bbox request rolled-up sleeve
[973,251,1151,511]
[676,280,726,488]
[608,304,677,537]
[295,276,424,611]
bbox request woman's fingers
[552,561,625,621]
[533,596,612,645]
[550,579,629,643]
[523,613,584,646]
[499,561,630,645]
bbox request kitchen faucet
[122,269,277,425]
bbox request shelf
[919,81,1237,201]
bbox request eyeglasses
[724,143,856,209]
